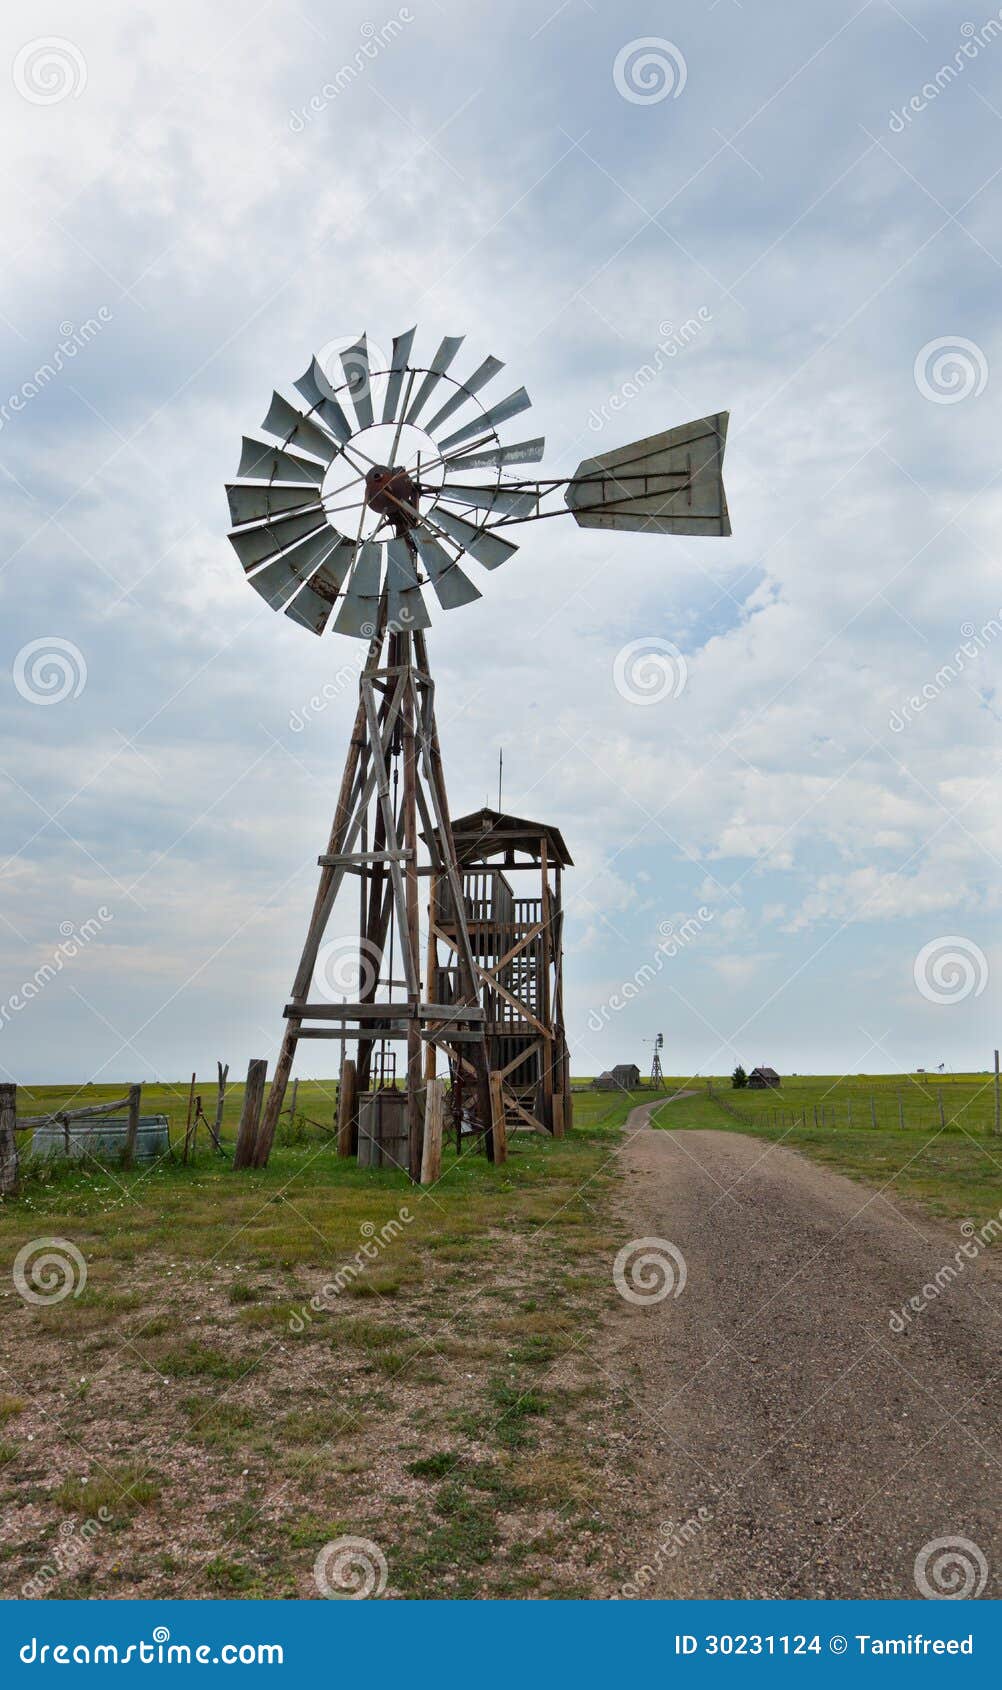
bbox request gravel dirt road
[603,1105,1001,1599]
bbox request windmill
[646,1032,666,1092]
[225,329,730,1174]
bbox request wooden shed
[594,1064,641,1092]
[748,1066,781,1090]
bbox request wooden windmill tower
[224,328,730,1175]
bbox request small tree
[731,1064,747,1090]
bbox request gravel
[601,1107,1002,1600]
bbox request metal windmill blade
[225,327,731,640]
[227,327,531,638]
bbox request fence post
[870,1096,877,1129]
[995,1050,1001,1137]
[938,1088,945,1129]
[123,1084,142,1169]
[337,1058,357,1158]
[489,1071,508,1165]
[213,1062,228,1150]
[897,1094,904,1130]
[847,1098,853,1127]
[182,1072,196,1163]
[0,1083,18,1196]
[234,1060,267,1170]
[421,1078,445,1186]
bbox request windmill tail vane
[226,327,731,638]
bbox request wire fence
[708,1076,1002,1137]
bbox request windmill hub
[365,463,421,530]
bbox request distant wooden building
[748,1066,781,1090]
[594,1063,641,1092]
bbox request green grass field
[651,1072,1002,1226]
[9,1068,1001,1228]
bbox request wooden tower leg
[401,636,424,1181]
[252,622,383,1168]
[413,631,495,1156]
[539,837,555,1133]
[249,613,496,1178]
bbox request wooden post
[489,1071,508,1165]
[897,1094,904,1130]
[122,1084,142,1169]
[425,874,438,1084]
[847,1098,853,1128]
[234,1059,267,1170]
[994,1050,1000,1136]
[214,1062,228,1148]
[182,1071,196,1163]
[288,1078,299,1122]
[538,836,554,1133]
[552,1093,565,1139]
[870,1095,877,1129]
[402,638,424,1183]
[938,1088,945,1129]
[254,627,382,1167]
[420,1077,445,1185]
[337,1058,357,1158]
[0,1083,18,1197]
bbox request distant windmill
[225,329,730,1172]
[645,1032,666,1092]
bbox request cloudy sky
[2,0,1000,1086]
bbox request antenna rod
[498,747,503,812]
